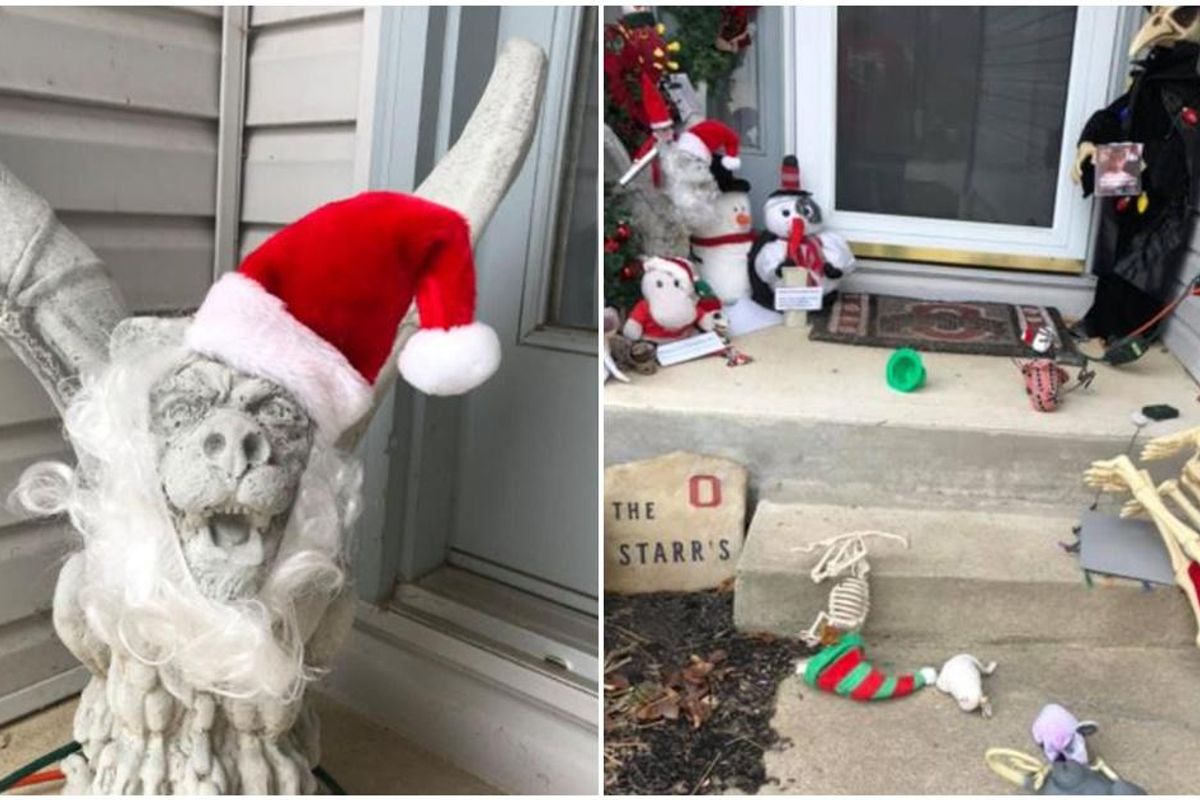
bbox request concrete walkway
[763,643,1200,794]
[0,693,498,795]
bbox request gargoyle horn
[337,37,547,451]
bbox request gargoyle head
[1129,6,1200,57]
[16,316,360,698]
[150,354,314,600]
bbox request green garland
[603,188,643,313]
[659,7,746,110]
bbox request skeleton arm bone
[0,163,127,414]
[1087,456,1200,647]
[1139,426,1200,462]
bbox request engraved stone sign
[604,451,748,593]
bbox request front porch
[604,325,1200,793]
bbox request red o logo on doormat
[689,475,722,508]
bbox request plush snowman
[623,256,724,343]
[689,165,754,304]
[748,155,855,312]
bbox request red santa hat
[643,255,697,286]
[185,192,501,441]
[641,73,672,131]
[677,120,741,171]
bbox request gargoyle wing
[0,163,127,415]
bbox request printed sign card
[604,452,748,593]
[655,332,726,367]
[1094,142,1144,197]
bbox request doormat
[809,293,1085,366]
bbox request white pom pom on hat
[677,119,742,172]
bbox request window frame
[516,4,598,353]
[791,6,1123,273]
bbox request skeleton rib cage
[795,531,908,647]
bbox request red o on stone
[689,474,722,508]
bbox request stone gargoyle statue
[0,38,546,795]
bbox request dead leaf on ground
[635,689,682,722]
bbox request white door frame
[792,6,1121,267]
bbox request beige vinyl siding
[238,7,367,261]
[0,5,222,723]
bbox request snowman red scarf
[787,218,824,287]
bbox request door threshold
[392,565,599,692]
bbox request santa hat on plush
[641,73,673,132]
[630,75,673,186]
[677,120,741,170]
[644,256,723,315]
[643,255,697,286]
[186,192,501,441]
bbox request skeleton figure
[1069,7,1200,340]
[1084,425,1200,648]
[793,531,909,646]
[1130,6,1200,58]
[1072,7,1200,184]
[1,38,547,796]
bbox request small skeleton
[792,531,909,647]
[1084,425,1200,648]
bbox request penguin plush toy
[747,155,855,312]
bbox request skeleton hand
[1120,479,1177,518]
[1071,142,1097,185]
[1083,455,1143,494]
[1140,427,1200,462]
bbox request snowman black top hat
[710,155,750,194]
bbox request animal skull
[1129,6,1200,57]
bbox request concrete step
[762,642,1200,794]
[734,500,1198,648]
[605,326,1200,509]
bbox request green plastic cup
[886,348,925,393]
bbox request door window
[793,6,1122,272]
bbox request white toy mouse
[935,654,998,717]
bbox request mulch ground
[604,589,811,795]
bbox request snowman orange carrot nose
[736,212,751,226]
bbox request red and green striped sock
[801,633,936,701]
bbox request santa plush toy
[190,191,502,435]
[622,256,724,343]
[689,162,754,304]
[748,155,856,312]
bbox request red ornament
[605,238,621,253]
[1116,196,1132,212]
[1183,106,1198,127]
[620,261,642,281]
[615,223,631,241]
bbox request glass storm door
[793,6,1122,273]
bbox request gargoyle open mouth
[178,503,283,599]
[194,504,273,562]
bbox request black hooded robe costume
[1078,42,1200,341]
